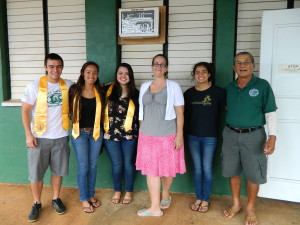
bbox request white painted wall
[236,0,288,76]
[7,0,86,100]
[121,0,214,91]
[7,0,300,99]
[48,0,86,81]
[121,0,164,87]
[168,0,213,91]
[7,0,45,100]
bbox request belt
[80,127,93,132]
[226,124,262,134]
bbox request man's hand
[263,135,276,155]
[26,134,37,148]
[22,102,37,149]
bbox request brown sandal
[112,192,121,204]
[223,207,241,218]
[112,198,120,204]
[245,215,258,225]
[122,192,133,204]
[122,198,132,204]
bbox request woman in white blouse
[136,54,186,217]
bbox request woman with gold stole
[103,63,139,205]
[69,62,104,213]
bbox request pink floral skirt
[136,131,186,177]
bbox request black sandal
[89,199,101,208]
[82,205,94,213]
[198,202,210,213]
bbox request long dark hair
[108,63,138,103]
[191,62,215,84]
[69,61,104,122]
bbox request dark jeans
[104,139,137,192]
[71,130,103,201]
[187,135,217,201]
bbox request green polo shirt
[225,75,277,128]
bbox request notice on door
[278,64,300,74]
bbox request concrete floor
[0,183,299,225]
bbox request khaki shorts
[27,136,70,183]
[221,126,267,184]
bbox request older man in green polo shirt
[222,52,277,225]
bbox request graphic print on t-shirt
[47,90,62,108]
[191,95,211,106]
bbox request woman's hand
[174,105,184,150]
[174,133,183,149]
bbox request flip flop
[82,205,94,213]
[223,207,242,219]
[190,201,201,211]
[137,209,163,217]
[245,215,258,225]
[198,202,210,213]
[89,199,101,208]
[160,196,172,209]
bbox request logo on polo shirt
[249,89,259,97]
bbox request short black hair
[44,53,64,67]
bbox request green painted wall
[213,0,247,195]
[0,0,26,183]
[86,0,121,83]
[0,0,244,195]
[0,0,10,100]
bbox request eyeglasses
[153,63,167,68]
[234,61,252,66]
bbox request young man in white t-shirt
[21,53,73,222]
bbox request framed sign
[119,7,160,38]
[118,6,166,45]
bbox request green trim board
[213,0,247,195]
[86,0,121,84]
[214,0,237,88]
[0,0,10,101]
[213,0,238,196]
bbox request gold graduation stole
[34,75,69,136]
[72,87,102,141]
[104,83,135,132]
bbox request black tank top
[79,97,96,128]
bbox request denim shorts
[221,126,267,184]
[27,136,70,183]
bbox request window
[6,0,86,102]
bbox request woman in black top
[184,62,225,213]
[69,61,104,213]
[103,63,139,204]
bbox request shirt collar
[234,75,257,88]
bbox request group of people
[21,51,277,225]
